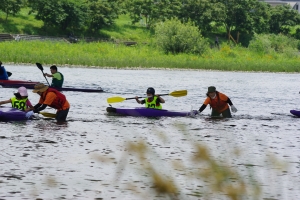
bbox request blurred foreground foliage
[91,125,287,200]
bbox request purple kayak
[0,107,26,121]
[107,107,198,117]
[290,110,300,117]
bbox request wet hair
[50,65,57,71]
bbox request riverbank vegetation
[0,0,300,72]
[0,33,299,72]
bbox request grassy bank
[0,40,299,72]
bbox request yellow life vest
[145,96,162,109]
[11,97,28,111]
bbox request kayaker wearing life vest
[135,87,165,109]
[198,86,237,118]
[0,86,34,118]
[32,83,70,123]
[44,65,64,88]
[0,61,9,80]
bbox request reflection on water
[0,65,299,199]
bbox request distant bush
[155,18,209,55]
[295,28,300,40]
[249,34,299,56]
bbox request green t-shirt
[52,72,62,80]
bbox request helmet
[146,87,155,95]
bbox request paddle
[7,71,12,77]
[36,63,50,86]
[40,112,56,118]
[107,90,187,104]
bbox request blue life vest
[0,66,8,80]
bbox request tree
[179,0,226,34]
[269,4,300,34]
[0,0,24,21]
[86,0,120,31]
[218,0,271,41]
[123,0,182,28]
[28,0,88,31]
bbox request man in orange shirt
[32,83,70,123]
[198,86,237,118]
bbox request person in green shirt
[44,65,64,88]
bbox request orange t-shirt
[203,92,229,112]
[39,91,70,111]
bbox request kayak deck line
[107,107,198,117]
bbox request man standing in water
[198,86,237,118]
[44,65,64,88]
[32,83,70,124]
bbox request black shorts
[56,108,69,122]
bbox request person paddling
[135,87,165,109]
[198,86,237,118]
[43,65,64,88]
[0,86,34,118]
[32,83,70,123]
[0,61,9,80]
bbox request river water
[0,65,299,200]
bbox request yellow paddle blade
[40,112,56,118]
[107,96,126,104]
[169,90,187,97]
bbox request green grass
[0,40,299,72]
[0,8,43,35]
[98,15,153,42]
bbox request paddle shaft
[107,90,187,104]
[36,63,50,86]
[126,93,170,100]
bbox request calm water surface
[0,65,299,199]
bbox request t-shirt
[53,72,62,80]
[39,91,70,111]
[26,99,33,108]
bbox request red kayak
[0,79,39,85]
[0,79,104,93]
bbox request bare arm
[25,105,34,112]
[135,96,141,104]
[156,95,165,103]
[0,99,11,105]
[44,73,53,77]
